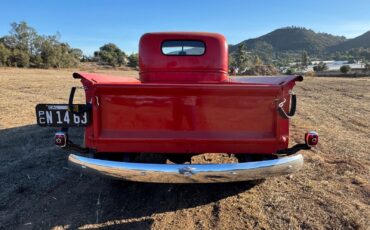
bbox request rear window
[161,40,205,56]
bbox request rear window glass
[161,40,205,56]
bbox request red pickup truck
[36,32,318,183]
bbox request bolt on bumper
[68,154,303,183]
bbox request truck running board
[68,154,303,183]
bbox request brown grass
[0,67,138,129]
[0,68,369,229]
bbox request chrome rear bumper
[68,154,303,183]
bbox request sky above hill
[1,0,369,55]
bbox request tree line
[1,21,368,73]
[0,22,82,68]
[0,21,138,69]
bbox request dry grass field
[0,68,369,229]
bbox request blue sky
[1,0,369,55]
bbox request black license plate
[36,104,91,127]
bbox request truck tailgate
[75,73,302,154]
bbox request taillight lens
[55,131,67,147]
[305,131,318,147]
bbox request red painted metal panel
[73,72,140,85]
[139,32,228,83]
[75,73,301,154]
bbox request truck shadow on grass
[0,125,261,229]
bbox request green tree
[38,36,79,68]
[94,43,127,67]
[313,62,328,72]
[0,43,11,66]
[301,51,308,70]
[39,36,60,68]
[127,53,138,68]
[233,44,249,70]
[7,22,38,52]
[228,53,236,67]
[57,43,79,68]
[70,48,83,60]
[340,65,351,73]
[9,49,30,67]
[286,68,294,75]
[253,55,262,66]
[4,22,40,66]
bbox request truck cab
[36,32,318,183]
[139,32,228,83]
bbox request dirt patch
[0,68,369,229]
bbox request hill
[229,27,347,56]
[326,30,370,52]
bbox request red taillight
[305,131,318,147]
[55,131,67,147]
